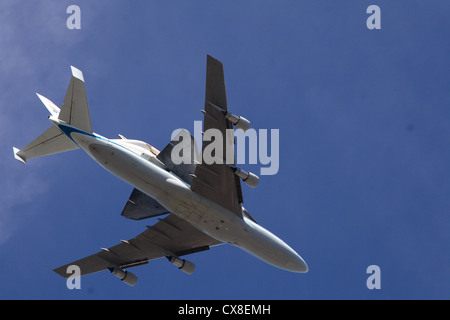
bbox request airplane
[13,55,308,286]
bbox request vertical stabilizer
[59,66,93,133]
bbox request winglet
[70,66,84,82]
[13,147,27,164]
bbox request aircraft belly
[73,136,175,202]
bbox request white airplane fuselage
[54,118,308,273]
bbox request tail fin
[13,66,91,164]
[59,66,93,133]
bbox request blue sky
[1,1,449,299]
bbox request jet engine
[108,267,138,286]
[230,165,260,187]
[167,256,195,274]
[207,101,251,131]
[224,113,251,132]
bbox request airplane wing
[121,188,170,220]
[157,129,199,185]
[190,55,244,217]
[53,214,221,279]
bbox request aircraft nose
[285,252,308,273]
[293,255,309,273]
[278,242,309,273]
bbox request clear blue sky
[0,1,449,299]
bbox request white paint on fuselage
[63,123,307,273]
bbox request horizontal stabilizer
[121,188,170,220]
[13,126,79,164]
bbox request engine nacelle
[167,256,195,274]
[108,267,138,286]
[206,102,251,132]
[225,113,251,132]
[231,166,260,187]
